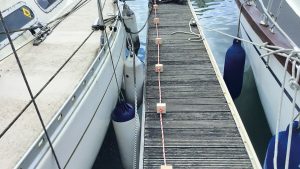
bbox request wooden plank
[144,128,243,147]
[147,59,212,65]
[143,1,254,168]
[147,85,221,91]
[144,147,250,159]
[145,119,237,129]
[145,111,233,120]
[144,159,252,169]
[147,51,209,60]
[147,69,216,76]
[147,98,227,105]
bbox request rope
[159,109,167,165]
[0,0,117,166]
[116,1,153,35]
[189,11,300,56]
[0,0,93,62]
[0,30,95,139]
[0,11,62,169]
[191,3,300,168]
[129,33,139,169]
[118,1,150,167]
[47,0,93,30]
[284,62,300,169]
[153,1,167,166]
[170,18,203,41]
[0,25,43,35]
[237,2,300,167]
[190,16,300,66]
[123,23,139,168]
[98,0,124,101]
[0,0,118,137]
[62,31,126,169]
[273,52,293,169]
[133,110,139,169]
[0,0,91,39]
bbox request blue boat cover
[264,121,300,169]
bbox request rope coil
[187,2,300,168]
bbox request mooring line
[153,0,167,166]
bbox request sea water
[92,1,148,168]
[94,0,272,167]
[191,0,272,163]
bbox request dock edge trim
[187,0,262,168]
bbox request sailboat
[235,0,300,168]
[0,0,126,168]
[235,0,300,135]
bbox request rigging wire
[191,16,300,63]
[0,0,122,166]
[0,30,95,139]
[0,0,91,37]
[270,0,284,31]
[0,3,116,138]
[98,0,124,101]
[115,0,150,167]
[193,3,300,168]
[0,0,93,62]
[47,0,93,31]
[0,11,62,169]
[0,25,43,35]
[62,34,126,169]
[175,1,300,167]
[116,1,153,35]
[236,1,248,38]
[190,8,300,168]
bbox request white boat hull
[239,14,300,134]
[16,21,126,169]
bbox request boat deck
[0,0,113,168]
[142,1,261,168]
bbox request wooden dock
[140,0,261,168]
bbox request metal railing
[254,0,298,49]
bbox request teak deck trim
[187,0,261,168]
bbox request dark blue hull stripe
[241,24,300,112]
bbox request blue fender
[111,101,135,122]
[223,39,246,100]
[264,121,300,169]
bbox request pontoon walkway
[140,1,261,168]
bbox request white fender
[113,113,140,169]
[124,55,144,107]
[122,4,140,54]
